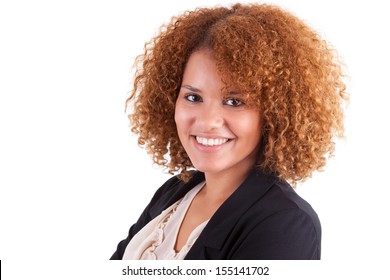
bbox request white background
[1,0,389,279]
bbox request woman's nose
[196,103,224,130]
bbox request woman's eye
[225,98,244,107]
[185,94,202,102]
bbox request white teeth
[196,136,229,146]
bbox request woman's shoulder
[250,179,322,243]
[241,169,319,221]
[239,170,321,236]
[268,180,319,220]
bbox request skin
[173,50,263,251]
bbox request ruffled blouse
[122,182,207,260]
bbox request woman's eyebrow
[181,85,202,93]
[181,85,241,95]
[226,89,242,95]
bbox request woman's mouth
[195,136,231,147]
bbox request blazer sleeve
[109,175,181,260]
[230,208,321,260]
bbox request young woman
[110,3,347,260]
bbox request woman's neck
[201,164,255,203]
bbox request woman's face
[175,51,263,177]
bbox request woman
[110,3,347,260]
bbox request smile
[195,136,230,147]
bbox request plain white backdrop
[1,0,389,279]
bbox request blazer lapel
[149,171,205,218]
[187,168,277,255]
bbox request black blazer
[110,168,321,260]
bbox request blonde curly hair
[127,3,348,184]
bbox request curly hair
[126,3,348,184]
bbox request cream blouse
[123,182,208,260]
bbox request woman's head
[175,50,263,180]
[127,3,347,184]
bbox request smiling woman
[110,2,347,260]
